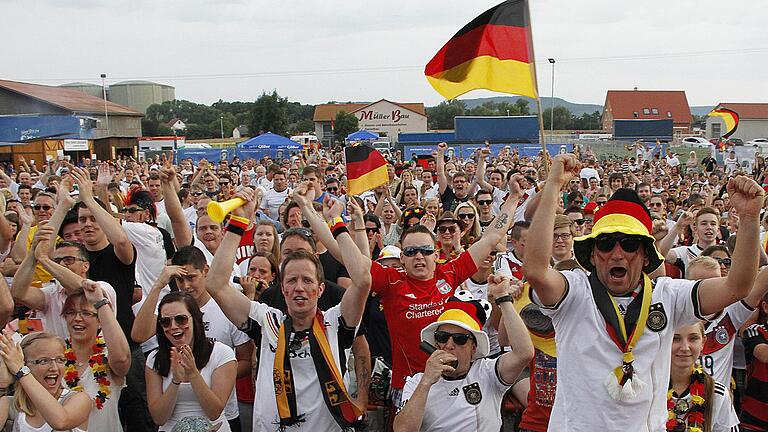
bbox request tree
[540,106,573,130]
[515,98,531,115]
[290,119,315,136]
[426,100,467,129]
[248,91,289,136]
[333,111,359,143]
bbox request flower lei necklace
[666,366,706,432]
[64,336,111,410]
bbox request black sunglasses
[434,330,474,346]
[285,228,313,239]
[326,187,338,192]
[120,207,144,214]
[32,205,53,211]
[573,219,586,225]
[158,314,190,328]
[714,257,732,266]
[457,213,475,219]
[366,227,379,234]
[402,245,435,257]
[594,234,643,253]
[477,200,493,206]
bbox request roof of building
[59,82,102,88]
[313,99,426,121]
[166,118,183,127]
[0,79,142,116]
[604,90,692,124]
[112,80,173,87]
[714,103,768,120]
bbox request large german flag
[425,0,537,100]
[707,108,739,139]
[345,144,389,196]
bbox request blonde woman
[454,202,481,247]
[0,331,91,431]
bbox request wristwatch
[93,298,110,310]
[14,366,30,381]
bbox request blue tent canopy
[346,129,379,141]
[237,132,302,150]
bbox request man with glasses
[340,172,526,410]
[12,235,116,339]
[217,173,235,202]
[473,189,495,234]
[394,281,533,431]
[523,154,764,430]
[11,191,57,283]
[564,206,586,237]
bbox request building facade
[313,99,427,146]
[706,103,768,142]
[602,89,692,139]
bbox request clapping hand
[0,330,23,377]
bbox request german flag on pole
[345,143,389,196]
[425,0,537,100]
[707,108,739,139]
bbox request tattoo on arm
[494,213,509,230]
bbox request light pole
[220,116,224,139]
[547,58,555,138]
[100,73,109,134]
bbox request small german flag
[425,0,537,100]
[345,143,389,196]
[707,108,739,139]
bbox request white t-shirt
[122,222,167,316]
[146,342,236,432]
[399,357,509,432]
[39,280,117,339]
[199,298,250,421]
[700,300,754,385]
[13,388,86,432]
[260,187,291,220]
[533,270,713,431]
[245,302,357,432]
[668,244,703,273]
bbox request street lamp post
[220,116,224,139]
[547,58,555,139]
[100,73,109,134]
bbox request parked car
[727,138,744,146]
[681,136,713,148]
[747,138,768,146]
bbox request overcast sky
[2,0,766,107]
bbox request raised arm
[10,224,52,310]
[522,154,581,307]
[131,266,180,343]
[467,174,523,264]
[659,211,693,260]
[436,143,449,195]
[71,167,134,265]
[158,159,192,248]
[474,148,493,191]
[698,176,764,315]
[35,242,85,294]
[488,275,534,384]
[204,188,258,328]
[82,280,131,378]
[293,181,344,262]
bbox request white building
[312,99,427,146]
[706,103,768,142]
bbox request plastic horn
[207,198,246,223]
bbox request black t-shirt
[318,251,350,285]
[440,186,470,213]
[702,156,717,172]
[87,243,137,343]
[362,294,391,366]
[157,226,176,260]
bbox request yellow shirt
[18,225,59,284]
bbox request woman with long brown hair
[666,322,739,431]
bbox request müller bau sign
[353,100,427,139]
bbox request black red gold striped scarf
[273,311,364,430]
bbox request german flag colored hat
[573,188,664,273]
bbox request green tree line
[426,100,601,131]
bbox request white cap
[376,245,401,261]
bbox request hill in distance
[459,96,603,116]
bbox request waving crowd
[0,141,762,432]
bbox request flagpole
[524,0,550,172]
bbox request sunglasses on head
[402,245,435,257]
[594,234,643,253]
[434,330,475,346]
[158,314,190,328]
[437,225,457,234]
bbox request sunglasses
[366,227,379,234]
[158,314,190,328]
[219,182,231,186]
[594,234,643,253]
[714,257,732,266]
[477,200,493,206]
[326,187,338,192]
[402,245,435,257]
[572,200,584,205]
[596,201,607,206]
[120,207,144,214]
[434,330,475,346]
[32,205,53,211]
[573,219,586,225]
[285,228,313,240]
[63,310,98,319]
[53,256,84,265]
[191,192,204,197]
[437,225,457,234]
[457,213,475,220]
